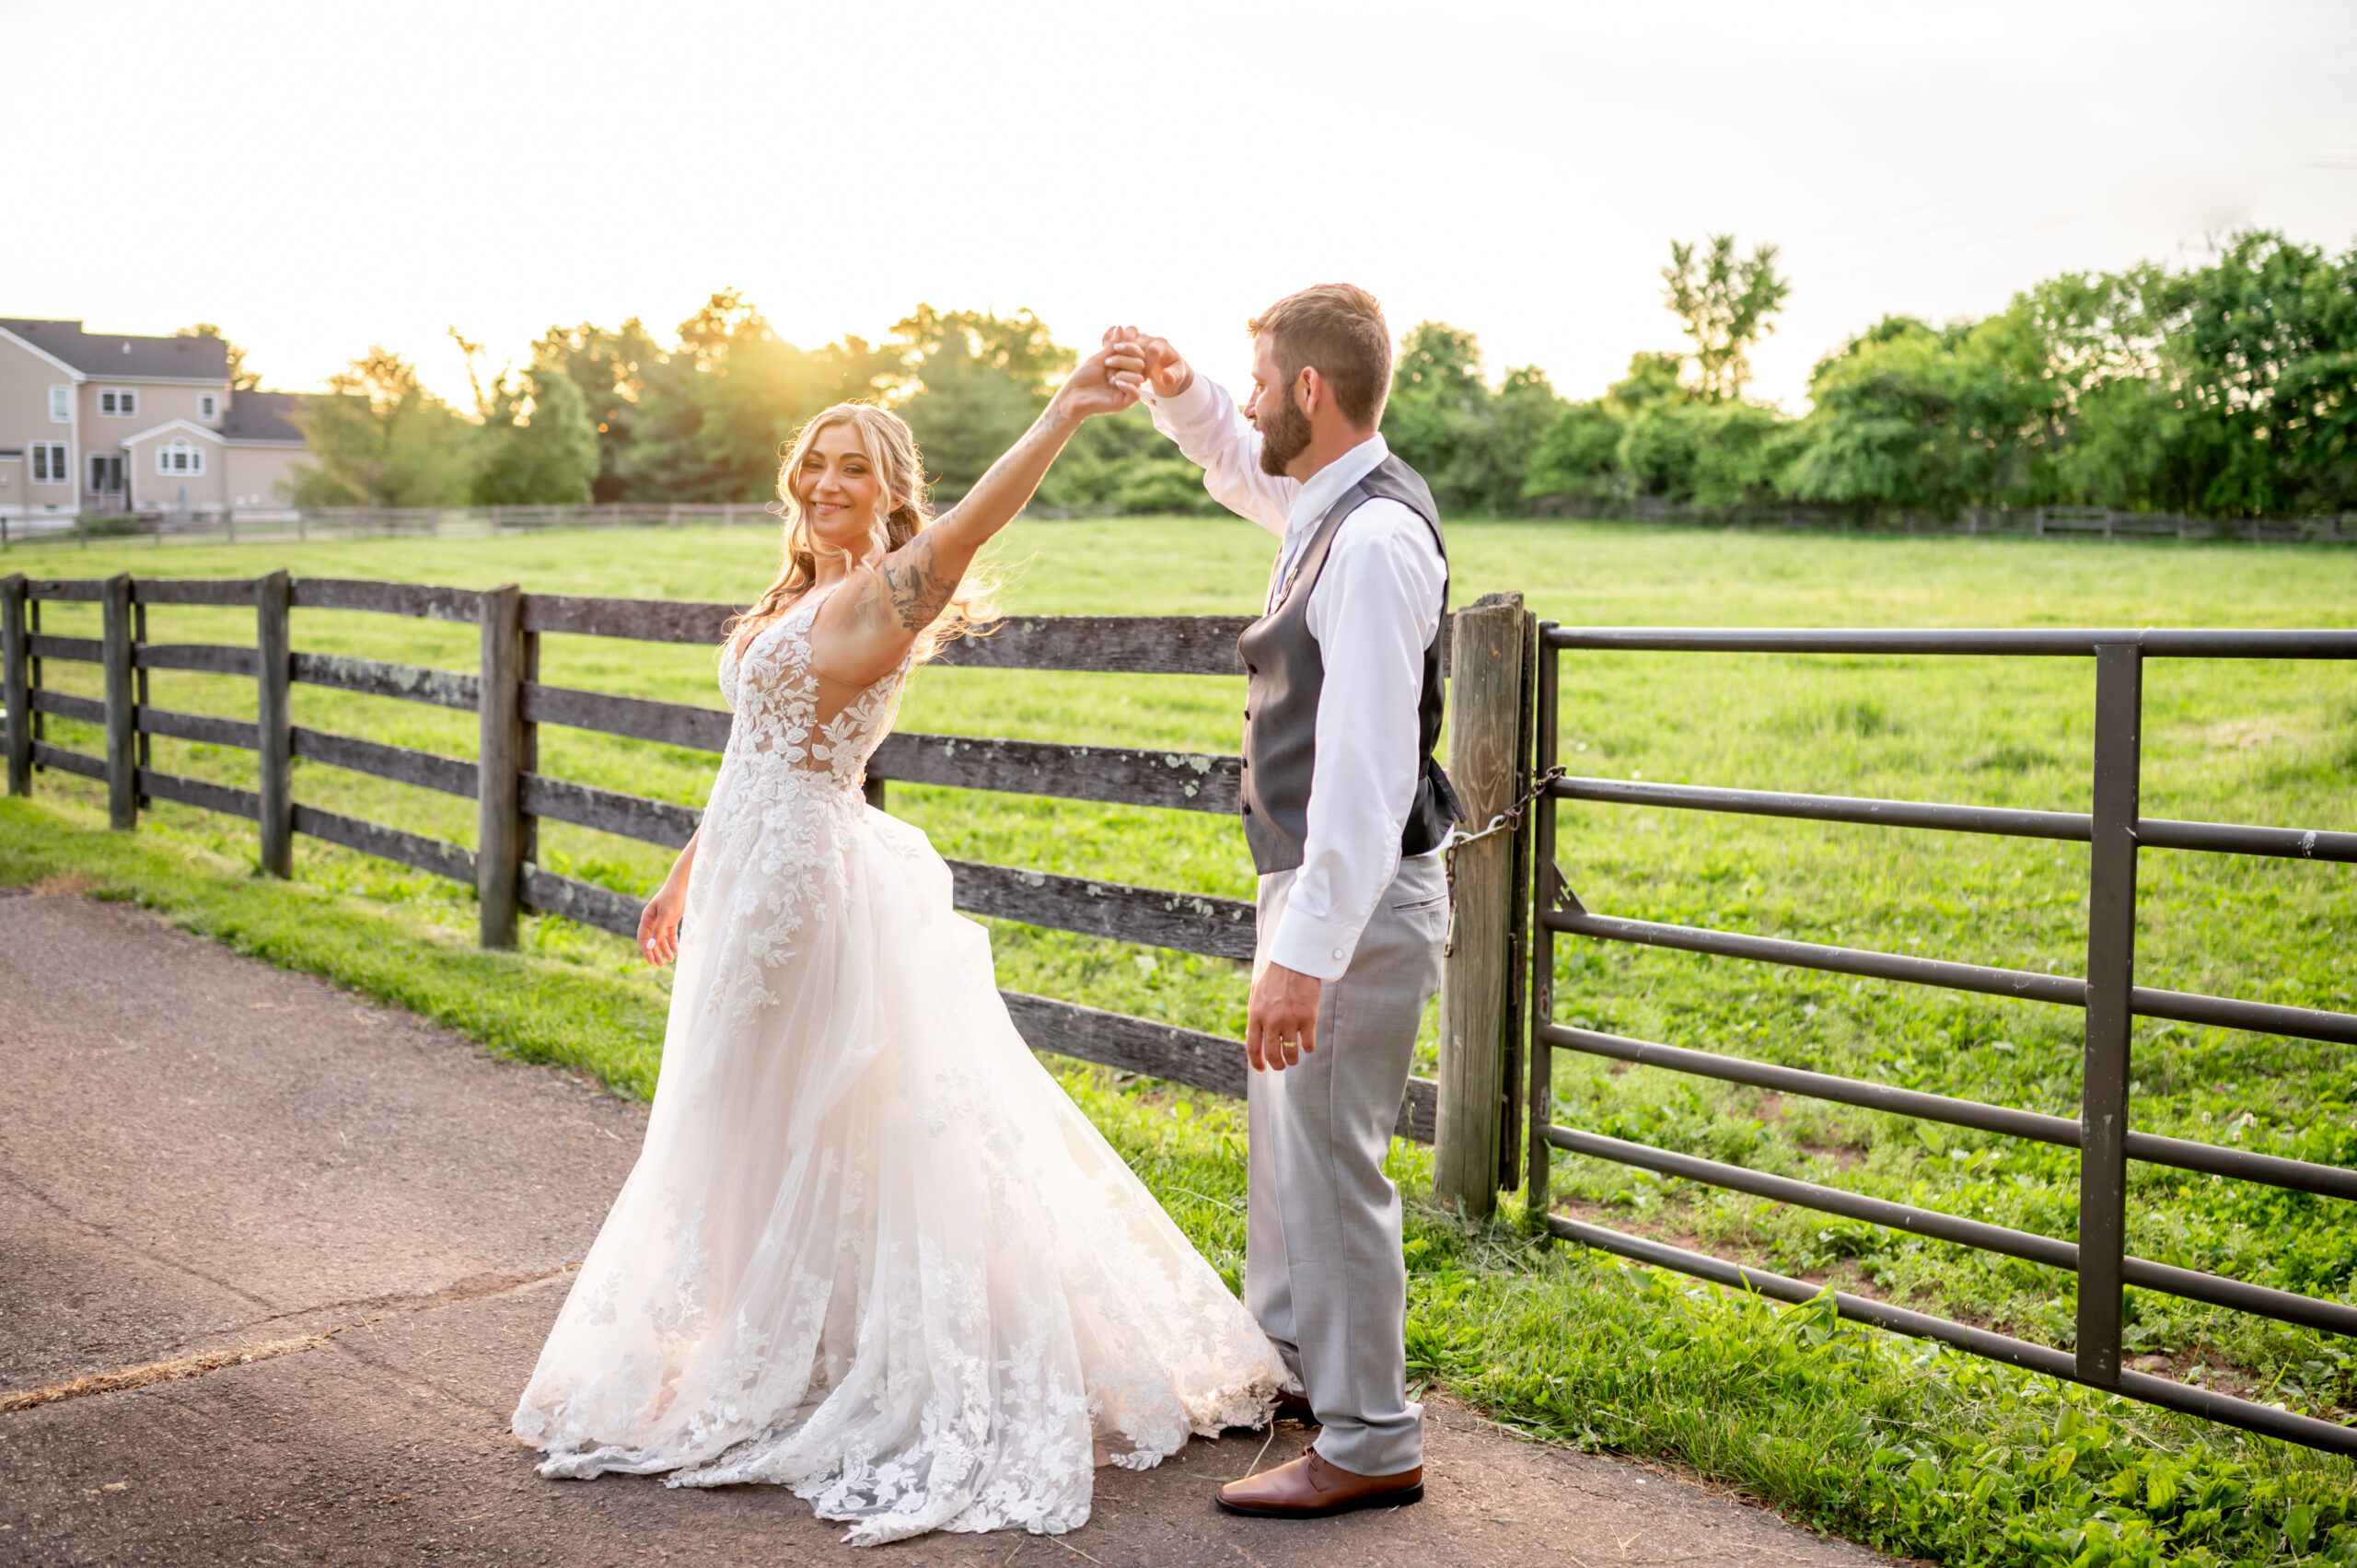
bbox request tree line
[284,296,1201,516]
[286,227,2357,519]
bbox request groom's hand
[1102,325,1192,400]
[1246,961,1321,1073]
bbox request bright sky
[8,0,2354,412]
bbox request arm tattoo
[881,533,958,631]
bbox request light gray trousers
[1245,850,1449,1478]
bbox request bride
[510,345,1289,1543]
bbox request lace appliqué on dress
[694,587,909,1028]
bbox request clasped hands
[1053,329,1196,422]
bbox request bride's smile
[794,424,885,562]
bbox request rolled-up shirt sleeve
[1145,375,1295,538]
[1266,501,1449,981]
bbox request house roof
[0,319,228,382]
[121,419,224,447]
[221,389,305,445]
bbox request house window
[157,439,204,476]
[199,392,217,419]
[49,386,71,422]
[31,443,69,483]
[99,389,139,416]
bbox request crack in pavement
[0,1163,281,1316]
[0,1266,573,1413]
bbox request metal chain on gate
[1444,763,1568,893]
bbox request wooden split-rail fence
[12,566,2357,1458]
[0,572,1538,1172]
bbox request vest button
[1242,804,1252,816]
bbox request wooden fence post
[256,569,294,877]
[134,599,150,809]
[477,584,525,947]
[3,575,28,796]
[1434,590,1526,1216]
[1497,606,1539,1194]
[101,573,136,830]
[518,625,540,872]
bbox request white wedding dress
[511,582,1287,1543]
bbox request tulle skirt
[511,765,1284,1543]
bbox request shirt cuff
[1266,902,1366,982]
[1145,371,1216,426]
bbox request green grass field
[6,517,2355,1563]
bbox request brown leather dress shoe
[1215,1447,1424,1518]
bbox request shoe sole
[1214,1482,1424,1518]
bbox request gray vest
[1237,454,1458,876]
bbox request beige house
[0,319,308,524]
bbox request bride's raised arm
[813,343,1143,682]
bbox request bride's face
[794,423,886,558]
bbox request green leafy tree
[1036,403,1220,514]
[1382,322,1564,514]
[1620,401,1792,507]
[1662,235,1792,401]
[2150,231,2357,514]
[1605,350,1686,415]
[470,355,599,505]
[531,318,666,502]
[286,347,476,507]
[1522,401,1624,504]
[1779,309,2064,515]
[891,306,1073,498]
[173,323,261,391]
[1489,365,1570,506]
[620,290,896,502]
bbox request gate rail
[1524,624,2357,1456]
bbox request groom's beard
[1256,394,1313,477]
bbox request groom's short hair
[1248,284,1391,428]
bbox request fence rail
[1525,621,2357,1457]
[0,572,1447,1143]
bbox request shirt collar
[1284,432,1391,541]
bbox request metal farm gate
[1523,625,2357,1456]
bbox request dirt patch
[2184,717,2312,751]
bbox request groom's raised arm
[1124,335,1296,538]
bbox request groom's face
[1245,334,1314,479]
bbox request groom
[1110,285,1453,1518]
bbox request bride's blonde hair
[725,403,995,663]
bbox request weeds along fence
[0,572,1491,1143]
[1523,623,2357,1457]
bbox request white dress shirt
[1147,374,1449,982]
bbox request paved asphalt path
[0,888,1891,1567]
